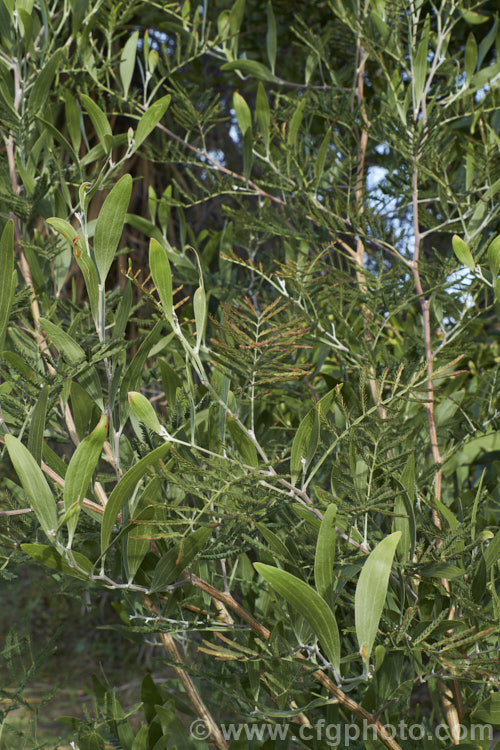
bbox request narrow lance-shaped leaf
[65,90,81,152]
[413,37,428,110]
[128,392,163,435]
[80,93,112,151]
[46,218,99,322]
[288,98,306,150]
[314,503,336,600]
[233,91,252,135]
[28,385,49,466]
[63,414,107,546]
[119,319,164,422]
[149,238,174,324]
[134,95,171,149]
[314,130,331,184]
[243,126,253,181]
[255,82,270,153]
[221,59,277,83]
[0,219,14,346]
[393,454,416,561]
[120,30,139,98]
[254,563,340,672]
[193,286,207,352]
[27,49,62,113]
[151,527,212,592]
[226,417,258,467]
[21,543,93,581]
[127,478,162,582]
[487,235,500,277]
[94,174,132,283]
[355,531,401,666]
[291,389,336,485]
[73,241,100,324]
[452,234,475,271]
[464,33,478,83]
[101,442,172,555]
[40,317,86,363]
[5,435,58,541]
[266,1,277,74]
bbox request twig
[144,597,229,750]
[185,572,403,750]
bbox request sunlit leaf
[28,385,49,466]
[314,503,336,600]
[101,443,172,555]
[452,235,475,271]
[80,93,112,151]
[21,543,93,581]
[355,532,401,665]
[120,30,139,98]
[254,563,340,671]
[150,238,174,324]
[134,95,171,149]
[94,174,132,283]
[5,435,58,541]
[128,391,163,435]
[64,414,107,546]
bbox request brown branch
[185,572,403,750]
[144,597,229,750]
[410,77,462,740]
[351,29,386,418]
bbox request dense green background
[0,0,499,748]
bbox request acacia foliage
[0,0,499,748]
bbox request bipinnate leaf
[355,531,401,665]
[452,235,475,271]
[64,414,107,546]
[149,238,174,323]
[314,503,336,599]
[21,543,93,581]
[94,174,132,283]
[254,563,340,671]
[128,391,163,435]
[120,30,139,98]
[151,527,212,591]
[5,435,58,540]
[487,236,500,277]
[134,95,171,148]
[101,443,171,554]
[0,219,14,346]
